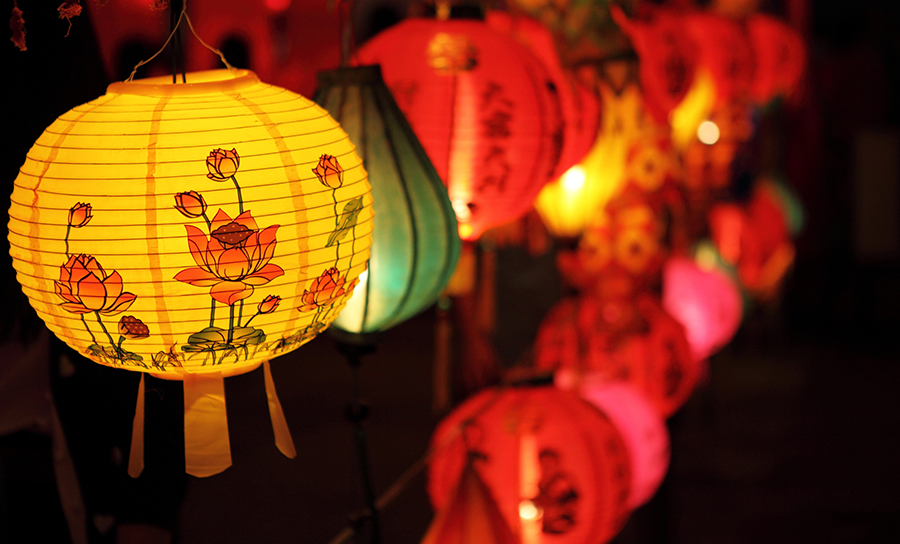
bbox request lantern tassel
[127,373,145,478]
[263,360,297,459]
[183,371,232,477]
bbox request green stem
[209,299,216,328]
[227,304,235,343]
[238,299,244,328]
[64,224,71,258]
[117,335,126,357]
[95,312,117,356]
[243,311,260,329]
[80,314,97,344]
[201,211,212,231]
[231,175,244,214]
[333,189,340,267]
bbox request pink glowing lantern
[575,380,669,509]
[662,253,743,362]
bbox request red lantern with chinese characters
[747,14,806,105]
[357,14,563,240]
[662,251,743,362]
[428,385,632,544]
[486,10,600,178]
[534,294,699,418]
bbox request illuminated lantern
[535,81,656,239]
[611,6,697,123]
[486,10,601,178]
[534,294,699,418]
[429,385,632,544]
[682,12,753,108]
[747,14,806,105]
[357,14,563,241]
[708,182,795,299]
[573,380,669,509]
[421,458,518,544]
[8,69,373,476]
[661,251,743,362]
[313,65,460,335]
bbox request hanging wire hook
[125,0,235,83]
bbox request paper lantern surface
[429,386,632,544]
[9,69,373,376]
[421,459,518,544]
[314,65,460,335]
[534,295,699,417]
[662,254,743,362]
[574,380,670,509]
[357,17,563,241]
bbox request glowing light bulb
[561,165,586,193]
[696,243,719,270]
[458,223,474,239]
[519,499,541,520]
[697,120,720,145]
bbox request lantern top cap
[107,69,259,98]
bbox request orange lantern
[534,294,699,418]
[8,69,373,476]
[429,385,632,544]
[357,13,563,241]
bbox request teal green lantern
[314,65,460,337]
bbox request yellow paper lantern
[8,69,373,476]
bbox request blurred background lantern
[421,457,518,544]
[682,12,754,110]
[746,13,806,105]
[572,380,670,509]
[357,11,563,241]
[313,65,460,337]
[534,294,700,418]
[535,74,653,239]
[611,6,697,124]
[428,385,632,544]
[662,250,744,363]
[7,68,373,476]
[708,181,796,300]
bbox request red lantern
[747,14,806,105]
[357,16,563,240]
[429,386,632,544]
[534,294,699,417]
[682,12,754,107]
[662,253,743,362]
[611,6,698,123]
[486,10,601,178]
[575,381,669,509]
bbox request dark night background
[1,1,899,543]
